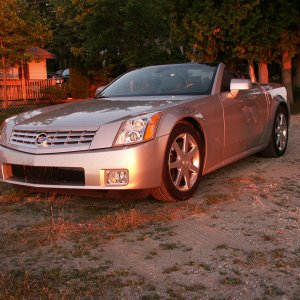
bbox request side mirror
[230,79,252,90]
[95,85,107,98]
[230,79,252,98]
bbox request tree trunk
[21,63,27,102]
[258,63,269,83]
[1,56,8,108]
[249,63,257,83]
[294,56,300,89]
[281,51,294,105]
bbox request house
[0,47,56,81]
[0,47,56,103]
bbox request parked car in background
[61,68,69,83]
[55,69,69,84]
[0,63,289,201]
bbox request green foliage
[49,0,186,74]
[0,0,52,107]
[0,0,51,68]
[45,0,300,88]
[173,0,300,67]
[40,85,68,102]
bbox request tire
[260,106,289,158]
[151,123,203,201]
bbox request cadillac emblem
[36,133,48,146]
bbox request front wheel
[260,106,289,157]
[151,123,203,201]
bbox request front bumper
[0,135,168,190]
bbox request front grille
[9,164,85,185]
[10,130,97,148]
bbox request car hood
[11,96,198,131]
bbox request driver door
[219,72,268,159]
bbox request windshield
[100,63,217,98]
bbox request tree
[0,0,51,107]
[275,0,300,104]
[49,0,184,78]
[46,0,299,104]
[171,0,300,105]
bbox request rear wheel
[260,106,289,157]
[151,123,203,201]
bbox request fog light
[105,169,129,185]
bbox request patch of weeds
[136,231,155,241]
[22,201,45,214]
[0,267,146,298]
[220,276,243,285]
[152,225,177,239]
[180,283,206,292]
[274,201,290,208]
[137,234,147,241]
[232,258,242,264]
[286,216,298,222]
[263,284,285,296]
[159,241,192,252]
[166,288,185,300]
[204,194,229,206]
[182,202,206,214]
[159,243,179,250]
[145,250,158,260]
[140,293,160,300]
[251,175,267,184]
[83,205,116,217]
[232,269,241,276]
[0,189,30,205]
[271,248,285,259]
[262,234,275,242]
[214,243,229,250]
[162,264,181,274]
[101,209,148,233]
[154,226,176,233]
[246,251,268,266]
[182,246,193,252]
[144,283,156,291]
[184,261,195,266]
[198,262,212,271]
[71,244,90,258]
[15,224,28,231]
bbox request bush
[68,68,90,99]
[40,85,68,102]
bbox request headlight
[114,112,162,146]
[0,116,16,140]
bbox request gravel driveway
[0,115,299,300]
[101,114,300,299]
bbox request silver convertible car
[0,63,289,201]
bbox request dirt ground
[0,115,299,300]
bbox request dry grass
[0,186,212,298]
[0,186,210,257]
[0,268,144,299]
